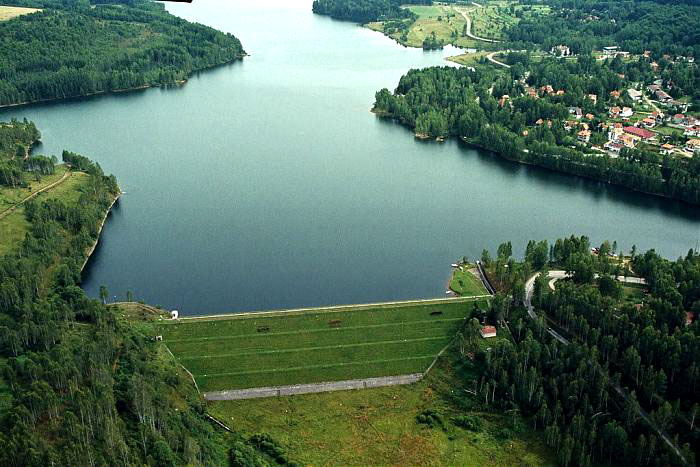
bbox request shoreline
[0,56,245,110]
[81,190,122,272]
[373,109,698,206]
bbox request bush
[452,414,483,432]
[416,409,444,429]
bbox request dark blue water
[1,0,698,315]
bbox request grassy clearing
[450,267,488,296]
[158,299,488,392]
[208,343,554,466]
[621,284,647,305]
[0,166,83,256]
[0,5,40,21]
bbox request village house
[578,129,591,143]
[624,126,655,141]
[620,133,637,148]
[655,89,673,103]
[551,45,572,57]
[684,126,700,138]
[587,94,598,105]
[651,110,665,122]
[610,90,621,99]
[641,117,656,128]
[686,139,700,153]
[556,89,565,96]
[586,113,595,120]
[673,113,686,125]
[660,143,675,155]
[609,106,621,118]
[604,141,623,153]
[621,107,633,118]
[525,86,538,98]
[627,89,642,101]
[480,325,497,338]
[651,61,659,71]
[569,107,583,119]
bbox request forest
[467,235,699,466]
[311,0,433,24]
[0,121,281,465]
[373,63,700,204]
[509,0,700,58]
[0,0,245,107]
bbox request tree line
[0,0,245,107]
[462,235,698,466]
[311,0,433,24]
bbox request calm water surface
[1,0,698,314]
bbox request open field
[0,5,40,21]
[158,298,488,392]
[208,344,554,465]
[449,266,488,296]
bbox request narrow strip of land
[172,295,491,322]
[203,373,423,401]
[0,170,72,221]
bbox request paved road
[486,51,511,68]
[524,271,685,463]
[204,374,423,401]
[0,170,71,221]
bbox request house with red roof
[624,126,655,140]
[480,326,497,338]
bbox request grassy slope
[159,299,488,392]
[0,6,40,21]
[209,342,555,466]
[0,165,82,256]
[367,2,549,50]
[449,267,488,296]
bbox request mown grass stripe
[164,317,465,343]
[196,355,436,378]
[178,335,448,361]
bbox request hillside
[0,0,245,107]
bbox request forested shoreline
[373,64,700,204]
[312,0,433,24]
[0,0,245,107]
[0,121,282,465]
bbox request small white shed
[171,310,179,320]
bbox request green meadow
[158,298,488,392]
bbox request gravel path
[0,170,71,221]
[204,374,423,400]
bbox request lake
[1,0,698,315]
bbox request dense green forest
[373,63,700,204]
[509,0,700,58]
[0,0,245,107]
[0,122,281,465]
[468,235,699,466]
[311,0,433,23]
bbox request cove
[1,0,698,315]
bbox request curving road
[455,7,500,43]
[0,170,72,221]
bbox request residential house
[609,106,621,118]
[684,126,700,138]
[621,107,634,118]
[624,126,655,140]
[686,139,700,153]
[569,107,583,119]
[587,94,598,105]
[620,133,637,148]
[610,90,621,99]
[641,117,656,128]
[660,144,675,155]
[627,89,642,101]
[604,141,623,153]
[586,113,595,120]
[480,326,497,338]
[578,129,591,143]
[655,90,673,103]
[551,45,571,57]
